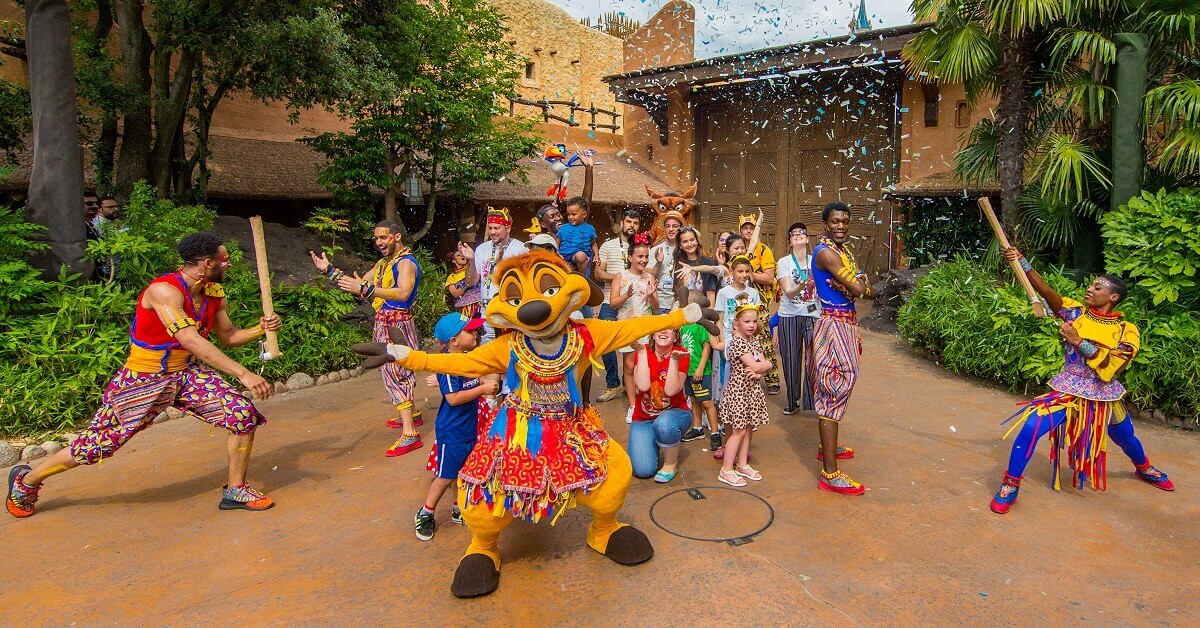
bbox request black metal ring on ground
[648,485,775,544]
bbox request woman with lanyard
[776,222,820,415]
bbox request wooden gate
[696,69,900,276]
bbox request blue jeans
[628,408,693,478]
[599,303,621,389]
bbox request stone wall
[621,0,697,192]
[495,0,625,130]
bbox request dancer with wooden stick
[7,232,282,518]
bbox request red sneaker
[818,470,865,496]
[1135,462,1175,491]
[386,433,423,457]
[816,443,855,461]
[386,409,423,429]
[219,483,274,511]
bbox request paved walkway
[4,329,1197,624]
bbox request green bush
[0,186,371,438]
[898,259,1200,417]
[896,197,993,268]
[1101,187,1200,306]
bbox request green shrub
[895,197,992,268]
[898,259,1200,417]
[1101,187,1200,306]
[0,185,372,438]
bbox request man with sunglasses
[8,232,282,518]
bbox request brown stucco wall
[897,78,998,184]
[496,0,625,130]
[621,0,696,193]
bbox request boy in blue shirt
[415,313,498,542]
[557,196,599,275]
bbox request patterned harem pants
[375,308,417,411]
[812,316,861,422]
[70,365,264,465]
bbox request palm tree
[903,0,1064,236]
[904,0,1200,269]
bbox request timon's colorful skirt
[458,401,609,524]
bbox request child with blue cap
[414,312,498,542]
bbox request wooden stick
[978,197,1046,317]
[249,216,283,359]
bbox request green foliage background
[897,259,1200,418]
[896,197,994,267]
[0,184,449,438]
[1101,188,1200,306]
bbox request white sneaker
[625,406,634,424]
[597,386,624,403]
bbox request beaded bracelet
[359,282,375,300]
[1018,256,1033,273]
[1077,339,1099,359]
[324,265,345,283]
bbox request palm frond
[1049,67,1116,127]
[1018,187,1081,248]
[1146,79,1200,127]
[986,0,1063,36]
[1032,132,1112,203]
[1049,28,1117,70]
[902,21,999,85]
[954,118,998,184]
[1156,122,1200,177]
[1136,1,1200,48]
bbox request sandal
[734,464,762,481]
[717,469,747,487]
[654,468,678,483]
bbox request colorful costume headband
[525,216,544,234]
[727,253,752,267]
[738,214,757,226]
[487,207,513,227]
[632,232,652,246]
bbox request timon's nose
[516,300,552,326]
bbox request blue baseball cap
[434,312,485,344]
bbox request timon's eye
[542,286,560,297]
[507,298,521,307]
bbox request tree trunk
[88,0,116,194]
[149,48,196,196]
[113,0,152,196]
[994,33,1029,238]
[410,159,439,244]
[384,149,400,223]
[24,0,90,278]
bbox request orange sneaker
[219,483,274,511]
[6,465,39,518]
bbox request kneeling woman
[629,329,694,483]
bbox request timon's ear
[645,184,663,200]
[583,274,604,307]
[682,180,699,199]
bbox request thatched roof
[474,152,670,205]
[2,139,667,206]
[886,170,999,198]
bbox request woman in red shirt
[629,329,694,483]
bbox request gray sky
[547,0,914,59]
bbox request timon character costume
[990,295,1174,514]
[354,249,719,599]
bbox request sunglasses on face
[789,230,807,237]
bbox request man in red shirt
[8,232,281,518]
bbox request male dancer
[810,202,872,495]
[990,246,1173,514]
[7,232,280,518]
[741,213,781,394]
[593,210,642,403]
[311,220,424,457]
[463,207,525,343]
